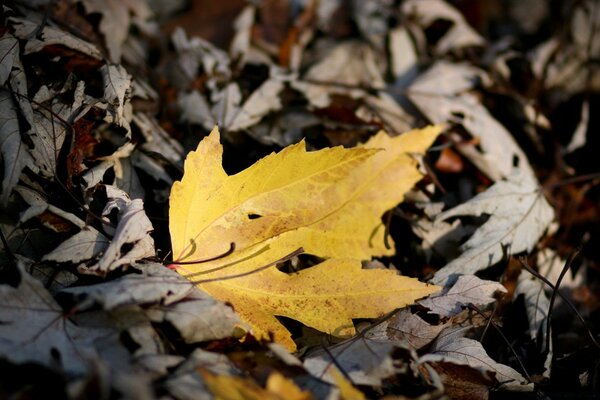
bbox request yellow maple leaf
[169,126,442,350]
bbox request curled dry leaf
[514,270,550,348]
[304,338,400,386]
[101,64,132,127]
[366,309,449,350]
[402,0,485,54]
[169,126,442,349]
[419,275,507,317]
[420,336,532,391]
[408,61,533,181]
[0,90,35,205]
[58,263,193,310]
[0,259,99,374]
[146,289,245,344]
[432,169,554,285]
[44,186,155,276]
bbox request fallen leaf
[419,275,507,317]
[164,349,238,400]
[146,289,245,344]
[292,41,385,108]
[0,90,35,205]
[58,263,192,310]
[169,126,442,349]
[304,337,398,386]
[432,169,554,285]
[420,336,532,391]
[10,17,102,59]
[80,0,152,63]
[0,258,99,374]
[101,64,132,127]
[366,309,448,350]
[0,34,19,85]
[408,61,533,181]
[426,361,496,400]
[402,0,485,54]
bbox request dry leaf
[304,338,398,386]
[408,61,533,181]
[0,90,35,205]
[366,309,448,350]
[402,0,485,54]
[169,126,441,349]
[432,169,554,285]
[420,336,532,391]
[419,275,507,317]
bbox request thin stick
[170,243,236,265]
[190,247,304,285]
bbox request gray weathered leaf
[514,271,550,345]
[101,64,132,127]
[163,349,237,400]
[0,259,99,374]
[304,338,402,386]
[420,275,507,317]
[43,226,109,264]
[146,290,244,344]
[227,76,285,132]
[10,17,103,59]
[0,91,35,205]
[366,309,449,350]
[402,0,485,54]
[81,0,152,63]
[292,41,385,108]
[409,61,533,181]
[133,112,184,166]
[420,336,532,391]
[178,90,215,130]
[432,169,554,285]
[211,82,242,129]
[78,186,154,276]
[0,34,19,85]
[59,263,192,310]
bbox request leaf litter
[0,0,599,398]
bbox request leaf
[408,61,533,181]
[58,263,192,310]
[402,0,484,54]
[80,0,151,63]
[514,270,550,346]
[291,41,385,108]
[419,275,507,317]
[366,309,449,350]
[0,34,19,85]
[0,90,35,205]
[11,17,103,59]
[101,64,132,127]
[420,336,532,391]
[146,289,245,344]
[431,169,554,285]
[169,126,442,349]
[0,259,98,374]
[304,338,398,386]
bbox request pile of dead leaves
[1,0,599,399]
